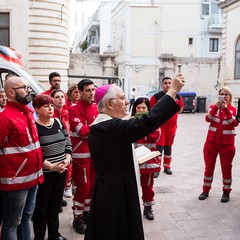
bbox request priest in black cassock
[84,74,185,240]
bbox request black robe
[84,94,179,240]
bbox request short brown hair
[33,94,53,109]
[50,89,65,98]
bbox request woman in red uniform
[198,86,238,203]
[51,89,73,200]
[66,83,80,108]
[51,89,70,133]
[131,97,161,220]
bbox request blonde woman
[198,86,238,203]
[66,83,80,108]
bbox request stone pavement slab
[39,113,240,240]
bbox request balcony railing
[86,36,100,52]
[208,14,223,33]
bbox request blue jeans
[1,185,38,240]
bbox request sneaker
[198,192,209,200]
[64,186,73,198]
[143,206,154,220]
[61,199,68,207]
[164,168,172,175]
[73,215,86,234]
[48,233,67,240]
[221,191,230,203]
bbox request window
[202,2,210,15]
[235,37,240,79]
[209,38,219,52]
[0,13,10,46]
[189,38,193,45]
[211,2,221,14]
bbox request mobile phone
[218,95,224,101]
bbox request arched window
[235,37,240,79]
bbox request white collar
[91,113,113,126]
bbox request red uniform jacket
[66,99,76,109]
[150,91,183,128]
[205,104,238,145]
[0,102,43,191]
[42,87,54,95]
[135,128,161,174]
[68,99,98,164]
[53,105,70,133]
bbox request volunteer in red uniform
[68,79,98,234]
[0,77,43,240]
[0,89,7,109]
[198,86,238,203]
[50,89,72,207]
[131,97,161,221]
[62,84,81,198]
[42,72,61,95]
[51,89,70,133]
[150,77,184,175]
[66,83,80,109]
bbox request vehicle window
[0,69,18,88]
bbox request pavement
[43,112,240,240]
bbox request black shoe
[59,206,63,213]
[153,172,160,178]
[164,168,172,175]
[143,206,154,220]
[83,211,90,225]
[198,192,209,200]
[48,234,67,240]
[61,199,67,207]
[73,215,86,234]
[221,191,230,203]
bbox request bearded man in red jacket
[0,76,43,240]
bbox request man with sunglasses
[0,76,43,240]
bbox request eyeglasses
[220,93,230,96]
[109,96,127,101]
[12,85,31,92]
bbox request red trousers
[72,162,95,215]
[202,140,235,193]
[140,173,154,206]
[158,126,177,169]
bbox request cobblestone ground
[33,112,240,240]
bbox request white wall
[0,0,29,67]
[220,0,240,98]
[28,0,69,91]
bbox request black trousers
[129,99,135,111]
[32,171,66,240]
[0,191,2,224]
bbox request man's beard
[15,93,32,105]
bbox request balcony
[208,14,223,34]
[86,36,100,53]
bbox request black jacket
[85,94,180,240]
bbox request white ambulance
[0,45,44,97]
